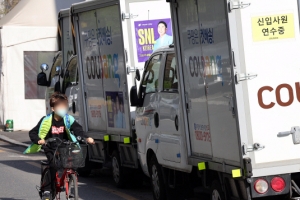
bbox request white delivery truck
[37,8,93,174]
[37,9,76,114]
[129,0,300,199]
[70,0,172,186]
[37,9,84,125]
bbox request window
[49,54,62,87]
[142,54,162,93]
[163,54,178,91]
[24,51,56,99]
[63,57,78,93]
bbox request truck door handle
[72,102,76,114]
[154,112,159,128]
[175,115,178,131]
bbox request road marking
[8,155,29,158]
[97,186,138,200]
[26,161,40,168]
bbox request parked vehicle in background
[130,0,300,199]
[39,9,75,114]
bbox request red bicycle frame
[54,168,77,200]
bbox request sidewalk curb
[0,134,29,148]
[0,134,45,153]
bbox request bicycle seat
[41,160,49,165]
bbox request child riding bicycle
[24,92,95,199]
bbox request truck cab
[131,46,192,195]
[62,55,83,125]
[37,8,74,115]
[36,52,63,113]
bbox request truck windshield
[49,55,62,86]
[142,54,162,93]
[163,54,178,92]
[63,57,78,93]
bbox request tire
[210,180,225,200]
[67,174,79,200]
[149,156,166,200]
[112,150,126,188]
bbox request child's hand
[38,139,45,145]
[86,137,95,144]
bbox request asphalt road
[0,140,154,200]
[0,133,291,200]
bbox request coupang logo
[83,27,120,87]
[258,83,300,109]
[85,54,120,87]
[189,55,223,79]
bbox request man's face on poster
[158,23,167,37]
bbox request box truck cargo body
[129,0,300,199]
[70,0,172,187]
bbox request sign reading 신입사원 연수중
[252,13,295,42]
[134,19,173,63]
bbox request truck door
[172,0,242,166]
[74,3,131,134]
[76,9,107,133]
[156,53,181,163]
[95,6,131,133]
[228,0,300,174]
[196,0,241,165]
[173,0,212,158]
[63,56,83,125]
[136,53,163,154]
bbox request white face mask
[55,109,68,118]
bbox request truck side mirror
[130,86,139,107]
[40,63,49,72]
[56,66,61,74]
[37,72,49,86]
[135,69,140,81]
[37,63,49,86]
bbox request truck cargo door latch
[121,13,138,21]
[235,73,257,84]
[278,126,300,145]
[242,143,265,155]
[228,1,251,13]
[126,66,143,75]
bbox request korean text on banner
[252,13,295,42]
[134,19,173,63]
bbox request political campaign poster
[134,19,173,62]
[106,92,126,129]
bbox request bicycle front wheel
[67,174,78,200]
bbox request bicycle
[38,137,87,200]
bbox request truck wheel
[112,151,126,188]
[149,156,166,200]
[210,180,225,200]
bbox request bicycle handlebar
[45,136,87,146]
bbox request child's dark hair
[50,92,68,107]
